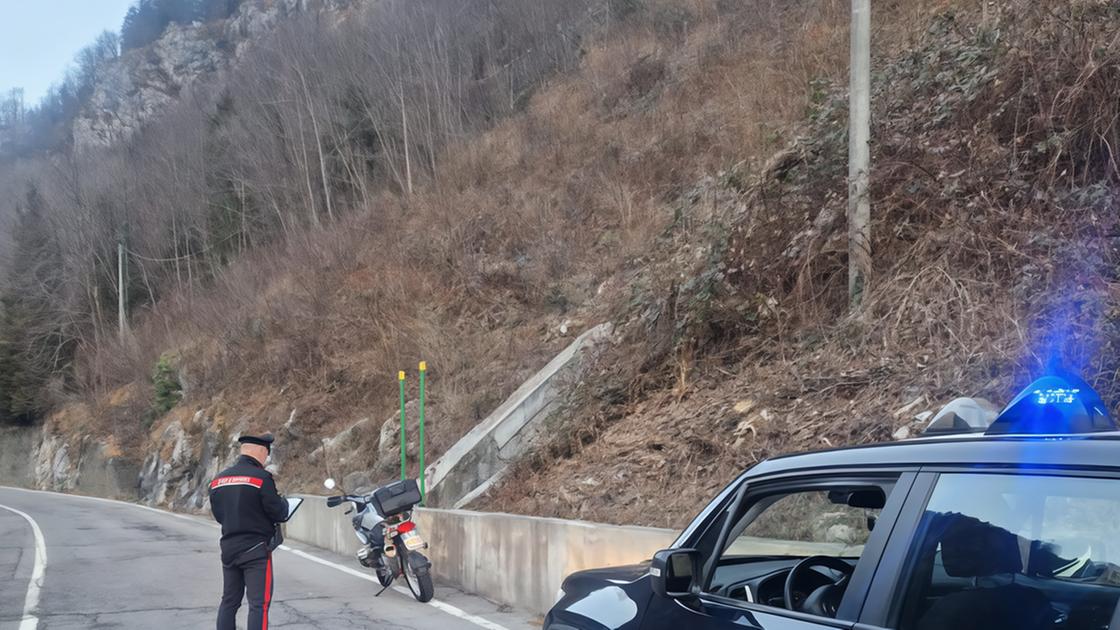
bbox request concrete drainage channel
[278,322,684,616]
[285,496,677,616]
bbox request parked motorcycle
[324,477,435,602]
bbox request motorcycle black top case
[373,479,423,517]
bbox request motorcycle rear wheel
[401,549,435,603]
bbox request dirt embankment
[476,0,1120,528]
[44,0,885,508]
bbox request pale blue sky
[0,0,137,105]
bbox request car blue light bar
[1033,388,1079,405]
[987,371,1116,435]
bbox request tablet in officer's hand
[282,497,304,522]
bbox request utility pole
[117,241,127,340]
[848,0,872,308]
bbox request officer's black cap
[237,433,275,451]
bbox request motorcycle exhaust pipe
[383,542,397,558]
[356,547,375,567]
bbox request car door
[855,469,1120,630]
[640,472,916,630]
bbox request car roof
[747,432,1120,478]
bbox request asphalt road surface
[0,487,538,630]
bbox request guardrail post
[419,361,427,504]
[399,370,406,481]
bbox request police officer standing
[209,433,289,630]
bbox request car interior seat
[914,514,1053,630]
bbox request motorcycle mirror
[324,478,336,490]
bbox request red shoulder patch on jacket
[210,475,264,490]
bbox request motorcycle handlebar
[326,494,371,508]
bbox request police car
[546,372,1120,630]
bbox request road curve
[0,487,537,630]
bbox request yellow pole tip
[398,371,406,380]
[419,361,427,371]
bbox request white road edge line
[279,546,513,630]
[0,487,513,630]
[0,502,47,630]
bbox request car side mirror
[650,548,701,599]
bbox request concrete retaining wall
[0,426,141,499]
[284,495,367,556]
[0,426,36,487]
[285,496,676,615]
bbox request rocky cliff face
[0,396,431,512]
[73,0,355,149]
[0,425,141,499]
[73,23,226,148]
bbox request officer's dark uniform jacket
[209,454,288,565]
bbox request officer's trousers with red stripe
[217,546,273,630]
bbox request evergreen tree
[122,0,171,50]
[122,0,242,50]
[0,185,64,425]
[198,0,242,21]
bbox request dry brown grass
[478,0,1120,527]
[62,0,989,508]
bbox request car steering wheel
[783,556,854,618]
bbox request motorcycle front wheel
[375,559,394,587]
[400,548,435,603]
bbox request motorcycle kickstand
[373,567,395,597]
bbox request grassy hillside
[9,0,1120,526]
[475,0,1120,527]
[13,0,900,478]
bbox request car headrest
[938,514,1023,578]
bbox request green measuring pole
[399,370,406,481]
[418,361,427,504]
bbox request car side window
[703,480,895,615]
[895,473,1120,630]
[725,490,879,559]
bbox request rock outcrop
[0,425,142,499]
[73,0,357,149]
[138,411,240,510]
[0,410,233,508]
[33,433,75,491]
[73,23,226,148]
